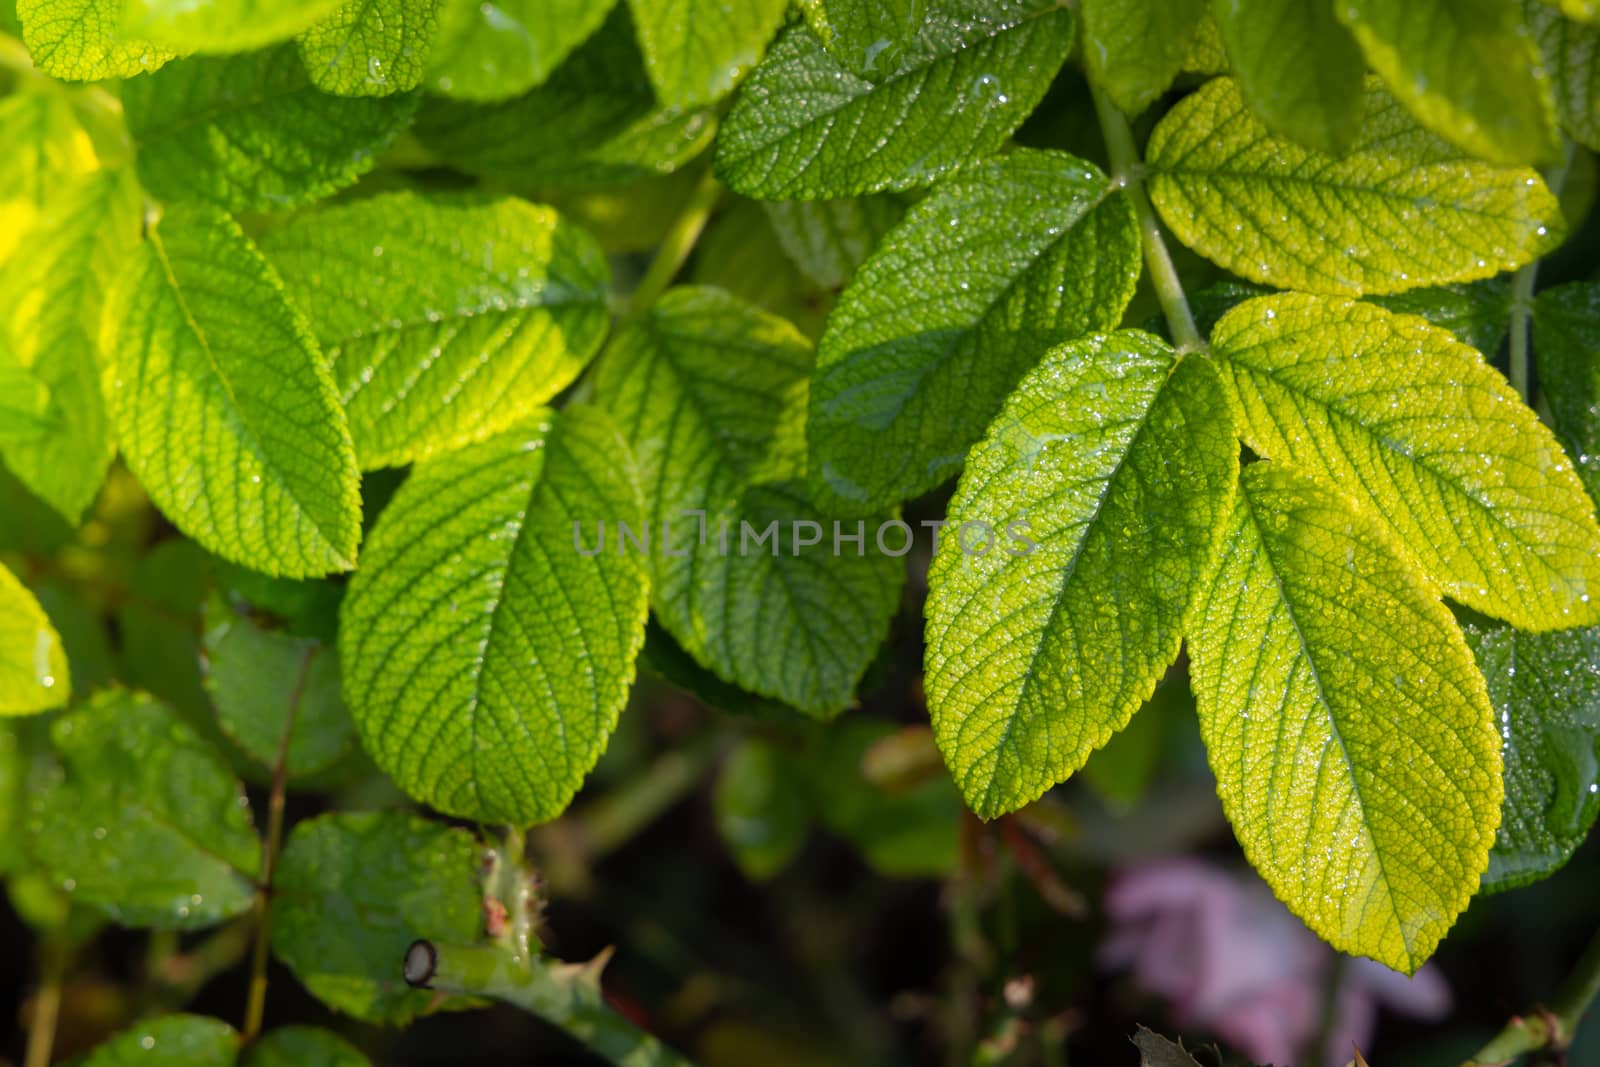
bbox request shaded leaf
[242,1027,370,1067]
[714,737,811,880]
[426,0,615,100]
[78,1016,237,1066]
[1079,0,1207,117]
[762,195,903,290]
[1534,281,1600,502]
[1526,0,1600,150]
[627,0,788,108]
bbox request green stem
[405,941,697,1067]
[626,169,723,317]
[1509,140,1576,402]
[23,934,70,1067]
[1089,84,1203,354]
[1463,923,1600,1065]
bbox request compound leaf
[0,561,69,715]
[123,45,418,213]
[1147,77,1564,295]
[1188,462,1502,974]
[1079,0,1207,117]
[798,0,927,79]
[16,0,173,80]
[79,1016,238,1066]
[261,192,611,469]
[715,0,1073,199]
[340,407,649,825]
[1526,1,1600,151]
[298,0,440,97]
[925,335,1237,817]
[426,0,615,100]
[809,150,1141,513]
[1534,282,1600,503]
[627,0,788,108]
[1212,294,1600,631]
[122,0,346,52]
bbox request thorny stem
[404,941,696,1067]
[1509,140,1577,402]
[1088,84,1204,354]
[1464,922,1600,1065]
[626,169,723,318]
[241,646,314,1041]
[23,933,70,1067]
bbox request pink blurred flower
[1098,859,1451,1065]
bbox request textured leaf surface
[1534,282,1600,502]
[1211,0,1366,154]
[1337,0,1559,164]
[1148,77,1564,295]
[714,0,1073,199]
[427,0,614,99]
[1369,279,1513,356]
[0,168,141,522]
[104,206,363,578]
[925,336,1237,817]
[414,9,715,187]
[16,0,172,79]
[0,90,101,265]
[628,0,787,107]
[261,192,610,469]
[1189,463,1502,973]
[0,561,69,715]
[31,689,260,929]
[79,1016,237,1066]
[341,408,649,824]
[763,195,903,290]
[1079,0,1207,116]
[799,0,927,78]
[1528,1,1600,151]
[1466,623,1600,891]
[1212,294,1600,631]
[0,361,52,441]
[242,1028,369,1067]
[272,812,481,1023]
[809,150,1140,513]
[299,0,440,96]
[122,0,345,51]
[123,45,418,213]
[596,287,902,716]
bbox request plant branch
[1463,923,1600,1065]
[23,933,71,1067]
[1089,84,1203,354]
[626,169,722,318]
[404,941,697,1067]
[1509,139,1576,402]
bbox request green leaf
[1534,282,1600,503]
[1465,623,1600,892]
[1210,0,1366,155]
[594,287,903,716]
[1368,278,1514,356]
[271,811,483,1024]
[426,0,615,100]
[298,0,440,97]
[31,689,261,929]
[1190,462,1502,973]
[1336,0,1560,164]
[1212,294,1600,631]
[798,0,927,79]
[242,1028,369,1067]
[0,561,69,715]
[0,168,141,522]
[925,336,1238,817]
[1079,678,1187,809]
[627,0,787,108]
[413,8,716,187]
[123,45,418,213]
[341,407,650,825]
[1540,0,1598,19]
[0,90,102,265]
[808,150,1141,514]
[78,1016,238,1066]
[1148,77,1565,295]
[260,192,611,470]
[714,737,811,879]
[122,0,346,52]
[0,359,53,441]
[714,0,1073,199]
[762,195,903,290]
[1526,0,1600,151]
[1079,0,1207,117]
[104,206,363,579]
[202,594,354,778]
[16,0,173,80]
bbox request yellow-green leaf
[0,561,69,715]
[16,0,174,80]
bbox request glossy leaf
[628,0,787,107]
[1466,623,1600,891]
[16,0,173,80]
[1336,0,1560,164]
[123,45,418,213]
[762,195,903,290]
[261,192,611,469]
[426,0,615,100]
[1211,0,1366,155]
[122,0,345,52]
[808,150,1141,514]
[714,0,1073,199]
[341,408,650,824]
[596,287,903,716]
[1079,0,1207,117]
[924,336,1238,817]
[79,1016,238,1066]
[1527,0,1600,151]
[0,561,69,715]
[1212,294,1600,631]
[104,207,362,578]
[798,0,927,79]
[1148,77,1564,295]
[242,1027,370,1067]
[1188,463,1502,973]
[30,689,260,929]
[271,811,482,1024]
[298,0,440,97]
[1534,282,1600,502]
